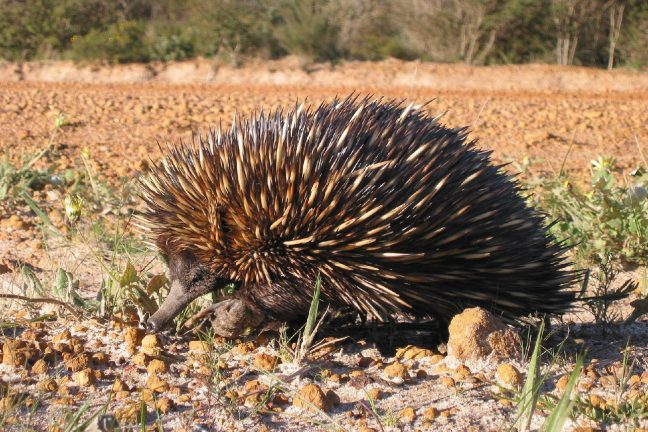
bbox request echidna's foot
[205,299,266,338]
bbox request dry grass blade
[0,293,82,318]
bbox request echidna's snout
[147,278,196,331]
[148,251,230,332]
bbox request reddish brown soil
[1,60,647,186]
[1,60,647,318]
[0,61,647,431]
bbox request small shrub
[149,33,194,62]
[70,20,149,63]
[274,0,341,62]
[531,156,647,325]
[0,147,59,206]
[346,34,418,61]
[539,157,648,269]
[581,260,637,327]
[184,0,277,61]
[0,0,118,60]
[338,2,419,61]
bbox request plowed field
[0,60,647,431]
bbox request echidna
[140,96,577,336]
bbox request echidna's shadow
[545,320,648,362]
[317,315,648,358]
[318,319,447,357]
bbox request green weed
[512,321,586,431]
[277,276,329,365]
[0,146,58,205]
[529,156,647,324]
[538,156,647,269]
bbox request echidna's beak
[147,279,194,332]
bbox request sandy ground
[0,60,647,431]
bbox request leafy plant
[0,146,57,204]
[70,20,150,63]
[1,111,74,208]
[580,262,637,327]
[532,156,647,323]
[274,0,341,62]
[540,157,648,268]
[150,33,195,61]
[0,0,118,60]
[296,275,324,362]
[61,398,113,432]
[537,346,646,427]
[512,321,588,431]
[183,0,277,62]
[0,264,85,319]
[98,260,159,317]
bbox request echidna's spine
[139,95,577,326]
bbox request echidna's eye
[158,252,169,265]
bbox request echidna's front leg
[204,298,266,338]
[204,279,321,337]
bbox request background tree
[0,0,647,68]
[550,0,599,65]
[606,0,626,69]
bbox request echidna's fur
[139,96,577,333]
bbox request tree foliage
[0,0,646,67]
